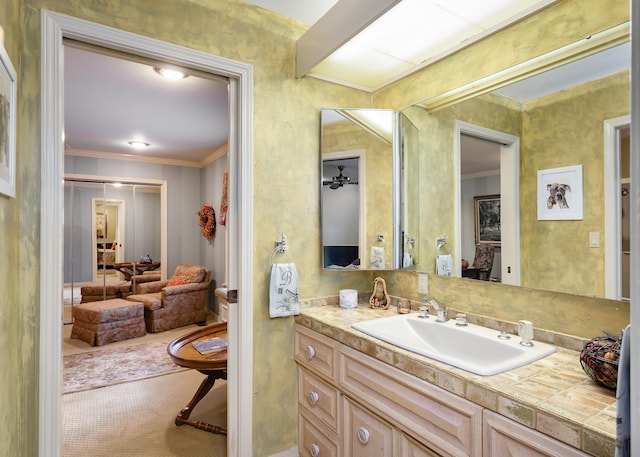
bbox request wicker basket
[579,334,621,390]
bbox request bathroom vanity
[294,305,615,457]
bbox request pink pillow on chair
[166,276,190,287]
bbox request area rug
[63,340,188,394]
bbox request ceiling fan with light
[323,165,358,189]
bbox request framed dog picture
[537,165,583,220]
[474,194,501,246]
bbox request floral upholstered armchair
[126,264,210,332]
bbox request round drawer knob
[310,443,320,457]
[357,427,370,444]
[305,346,316,359]
[308,391,319,405]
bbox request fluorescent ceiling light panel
[310,41,415,88]
[305,0,557,89]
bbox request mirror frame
[320,108,400,271]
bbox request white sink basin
[351,314,555,376]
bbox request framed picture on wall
[537,165,584,220]
[0,42,17,198]
[474,194,501,246]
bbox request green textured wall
[18,1,373,456]
[521,71,630,295]
[0,0,32,456]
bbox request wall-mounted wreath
[197,204,216,240]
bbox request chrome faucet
[429,299,447,322]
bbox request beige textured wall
[18,1,371,455]
[0,0,31,456]
[384,272,628,339]
[520,71,630,295]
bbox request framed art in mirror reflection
[474,194,501,246]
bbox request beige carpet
[62,369,227,456]
[62,317,227,456]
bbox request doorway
[92,198,125,281]
[41,10,254,457]
[455,121,521,286]
[604,115,631,301]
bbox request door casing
[40,10,254,456]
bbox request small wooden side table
[113,261,161,280]
[167,322,228,435]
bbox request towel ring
[270,232,287,264]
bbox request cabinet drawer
[483,411,590,457]
[295,324,337,381]
[299,367,340,431]
[299,407,340,457]
[343,397,394,457]
[339,345,482,457]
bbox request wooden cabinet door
[484,411,589,457]
[343,397,393,457]
[398,433,443,457]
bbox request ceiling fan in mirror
[323,165,358,190]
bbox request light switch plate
[418,273,428,294]
[589,232,600,247]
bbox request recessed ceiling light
[153,67,188,80]
[128,140,150,149]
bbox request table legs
[175,370,227,435]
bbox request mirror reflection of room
[320,108,396,270]
[406,41,630,299]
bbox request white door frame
[455,121,521,285]
[603,115,630,300]
[91,197,125,281]
[40,11,254,457]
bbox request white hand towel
[370,246,385,269]
[436,254,453,276]
[269,262,300,318]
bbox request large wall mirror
[63,175,167,323]
[320,108,419,270]
[405,34,630,301]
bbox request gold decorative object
[369,277,390,309]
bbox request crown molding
[65,143,228,168]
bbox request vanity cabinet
[483,411,590,457]
[295,324,483,456]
